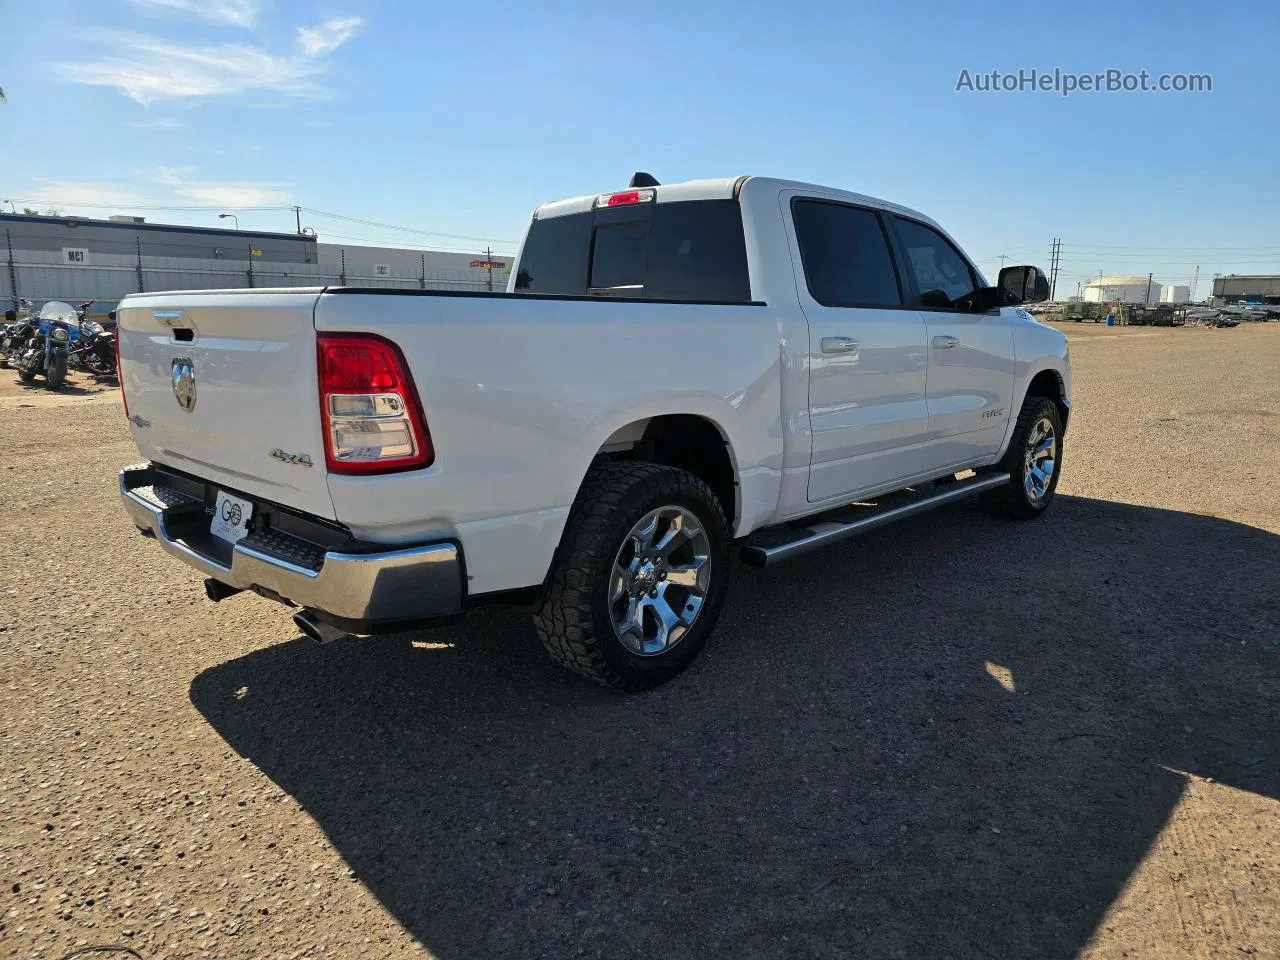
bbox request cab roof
[533,175,941,232]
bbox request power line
[301,207,518,244]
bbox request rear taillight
[317,333,433,474]
[115,334,128,416]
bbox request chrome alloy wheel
[609,505,712,656]
[1023,416,1057,502]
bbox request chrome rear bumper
[119,463,463,627]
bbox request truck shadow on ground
[190,495,1279,960]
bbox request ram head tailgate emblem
[171,358,196,412]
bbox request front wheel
[980,396,1063,519]
[45,354,68,390]
[17,365,37,382]
[534,461,731,690]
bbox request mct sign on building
[2,212,511,307]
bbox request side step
[739,472,1010,568]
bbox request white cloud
[173,182,290,206]
[24,178,152,207]
[297,16,364,57]
[127,0,261,29]
[12,170,290,214]
[61,16,364,106]
[153,168,290,207]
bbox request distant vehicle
[116,174,1071,689]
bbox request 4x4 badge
[270,448,314,467]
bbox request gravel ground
[1,323,1277,960]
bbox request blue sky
[1,0,1277,292]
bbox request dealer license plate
[211,490,254,545]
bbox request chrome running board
[739,472,1011,568]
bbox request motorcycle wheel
[18,366,37,382]
[45,355,68,390]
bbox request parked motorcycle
[69,301,117,377]
[14,300,79,389]
[0,300,39,369]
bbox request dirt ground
[1,323,1277,960]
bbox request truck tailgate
[117,290,336,520]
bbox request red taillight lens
[115,334,128,416]
[608,191,640,206]
[317,333,433,474]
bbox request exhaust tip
[204,578,243,603]
[292,610,352,645]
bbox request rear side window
[515,199,751,302]
[792,200,902,307]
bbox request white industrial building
[1159,284,1191,304]
[2,212,513,309]
[1083,275,1164,304]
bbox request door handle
[821,336,859,355]
[932,335,960,349]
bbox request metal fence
[3,241,512,308]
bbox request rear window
[515,199,751,303]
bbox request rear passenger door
[889,216,1015,466]
[785,195,931,503]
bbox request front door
[786,195,931,503]
[889,216,1015,465]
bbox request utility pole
[1190,265,1200,302]
[136,236,145,293]
[1047,238,1062,300]
[1144,272,1153,305]
[997,254,1009,270]
[6,228,18,308]
[293,206,302,235]
[484,245,494,293]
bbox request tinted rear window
[792,200,902,307]
[515,199,751,303]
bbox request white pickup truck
[117,174,1069,689]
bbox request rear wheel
[534,460,730,690]
[17,365,36,382]
[981,396,1062,519]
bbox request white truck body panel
[117,290,336,520]
[314,293,783,594]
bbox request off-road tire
[980,395,1063,519]
[17,365,36,382]
[533,460,730,690]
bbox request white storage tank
[1160,285,1191,304]
[1084,275,1164,304]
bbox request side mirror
[998,265,1050,304]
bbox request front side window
[892,217,978,308]
[792,200,902,307]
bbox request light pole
[218,213,239,230]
